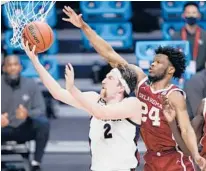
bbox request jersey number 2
[104,123,112,139]
[141,102,160,126]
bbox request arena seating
[20,55,59,80]
[81,22,133,50]
[162,21,206,40]
[80,1,132,22]
[80,1,133,50]
[161,1,206,21]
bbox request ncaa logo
[22,94,30,102]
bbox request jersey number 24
[141,102,160,126]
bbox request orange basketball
[22,21,54,54]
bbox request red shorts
[143,149,195,171]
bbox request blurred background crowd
[1,1,206,171]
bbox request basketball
[22,21,54,54]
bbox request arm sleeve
[28,81,46,117]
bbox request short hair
[184,2,199,11]
[155,46,186,79]
[117,65,137,97]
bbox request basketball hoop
[3,1,55,49]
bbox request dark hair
[117,65,137,97]
[155,46,186,79]
[184,2,199,11]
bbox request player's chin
[100,88,106,98]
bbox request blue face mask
[185,17,198,26]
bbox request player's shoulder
[83,91,100,101]
[167,89,185,106]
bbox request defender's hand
[162,96,176,123]
[62,6,84,28]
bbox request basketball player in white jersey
[22,41,142,171]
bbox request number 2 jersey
[89,99,140,171]
[136,77,185,152]
[200,98,206,158]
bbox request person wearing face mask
[1,55,50,171]
[172,2,206,72]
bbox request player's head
[3,55,22,85]
[183,2,201,25]
[148,46,186,83]
[101,65,137,99]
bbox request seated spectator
[184,63,206,120]
[172,2,206,72]
[1,55,50,171]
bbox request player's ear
[168,66,175,75]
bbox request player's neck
[150,79,171,91]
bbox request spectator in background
[172,2,206,72]
[184,62,206,120]
[1,55,50,171]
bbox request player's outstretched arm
[168,92,206,170]
[62,6,127,67]
[65,64,142,121]
[162,96,191,156]
[62,6,146,83]
[22,41,93,111]
[192,100,205,142]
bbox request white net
[4,1,55,49]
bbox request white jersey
[89,99,140,171]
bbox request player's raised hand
[162,95,176,123]
[62,6,84,28]
[21,40,37,60]
[65,63,75,91]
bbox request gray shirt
[172,28,206,72]
[1,75,46,127]
[184,69,206,120]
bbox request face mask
[185,17,198,26]
[4,73,20,87]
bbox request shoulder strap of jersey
[136,77,148,93]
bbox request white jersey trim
[136,77,148,94]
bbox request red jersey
[200,98,206,157]
[136,77,185,152]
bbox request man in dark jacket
[172,2,206,72]
[184,65,206,120]
[1,55,50,171]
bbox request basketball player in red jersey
[62,6,206,170]
[192,98,206,159]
